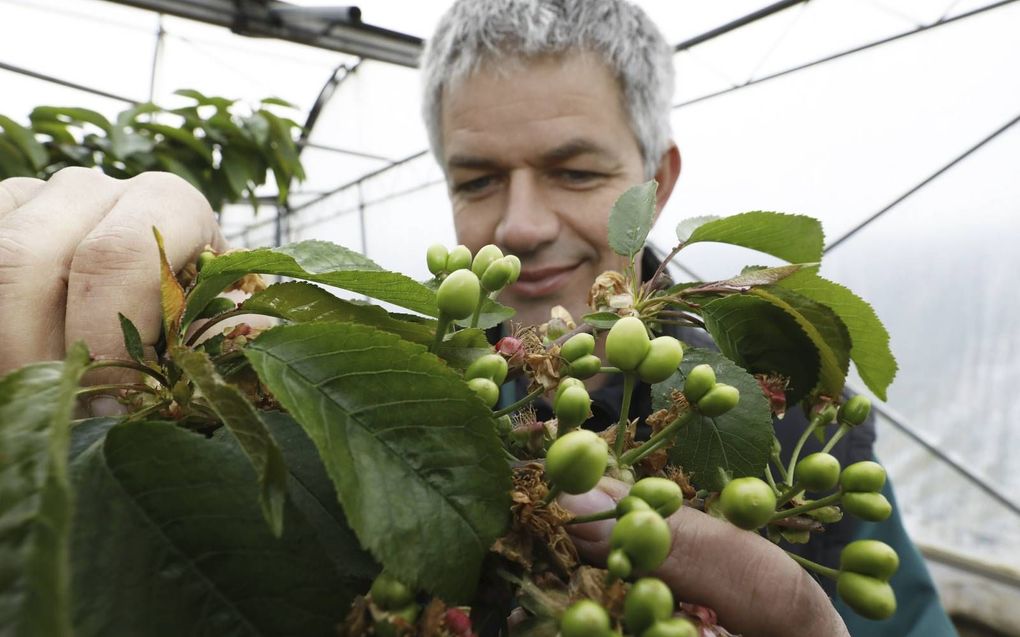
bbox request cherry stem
[619,410,694,467]
[566,508,618,525]
[821,423,852,455]
[599,366,622,374]
[469,290,485,329]
[784,550,840,581]
[786,410,832,486]
[493,386,545,418]
[184,308,248,347]
[431,315,452,354]
[542,484,562,505]
[771,450,790,483]
[764,464,782,496]
[87,359,168,387]
[777,485,806,507]
[770,490,842,521]
[613,373,637,458]
[643,242,685,296]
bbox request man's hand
[561,478,850,637]
[0,168,225,379]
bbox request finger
[0,177,45,219]
[0,168,124,375]
[560,478,847,637]
[65,171,224,382]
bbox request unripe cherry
[445,245,472,272]
[560,332,596,362]
[697,383,739,417]
[426,243,448,275]
[567,354,602,380]
[683,364,716,403]
[481,258,514,292]
[471,244,503,278]
[467,377,499,408]
[839,395,872,426]
[637,336,684,384]
[436,269,480,319]
[605,316,651,371]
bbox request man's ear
[652,142,681,222]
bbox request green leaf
[679,212,824,263]
[0,115,47,170]
[174,348,288,537]
[115,102,161,127]
[0,135,36,178]
[675,215,720,243]
[582,312,621,329]
[152,227,185,346]
[439,328,495,371]
[608,180,658,259]
[30,106,112,133]
[110,127,156,159]
[749,286,851,398]
[116,313,145,363]
[653,348,773,491]
[241,281,435,342]
[70,419,371,637]
[244,322,511,601]
[776,269,897,400]
[719,264,811,288]
[700,294,820,405]
[260,97,297,108]
[174,88,235,111]
[154,151,205,194]
[184,240,455,328]
[134,122,213,164]
[0,342,90,637]
[220,147,257,198]
[31,121,76,145]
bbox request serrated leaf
[184,241,436,328]
[152,227,185,346]
[608,180,658,259]
[70,419,370,637]
[244,322,511,601]
[439,327,494,370]
[241,281,435,344]
[776,269,897,401]
[582,312,621,330]
[0,342,90,637]
[675,215,720,243]
[0,114,47,170]
[700,295,821,405]
[117,312,145,363]
[681,212,824,263]
[719,264,811,288]
[175,348,288,537]
[652,348,773,491]
[749,287,851,398]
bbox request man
[0,0,949,634]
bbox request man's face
[440,52,647,328]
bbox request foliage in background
[0,89,305,212]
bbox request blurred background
[1,1,1018,633]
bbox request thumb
[557,477,629,562]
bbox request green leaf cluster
[0,89,305,212]
[664,209,896,401]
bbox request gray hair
[420,0,675,179]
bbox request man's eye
[556,170,601,184]
[454,176,495,194]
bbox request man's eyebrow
[538,139,615,165]
[446,139,616,171]
[446,155,504,171]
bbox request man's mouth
[509,263,581,298]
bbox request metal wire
[672,0,1019,110]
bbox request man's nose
[494,171,559,254]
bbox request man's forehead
[447,138,619,171]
